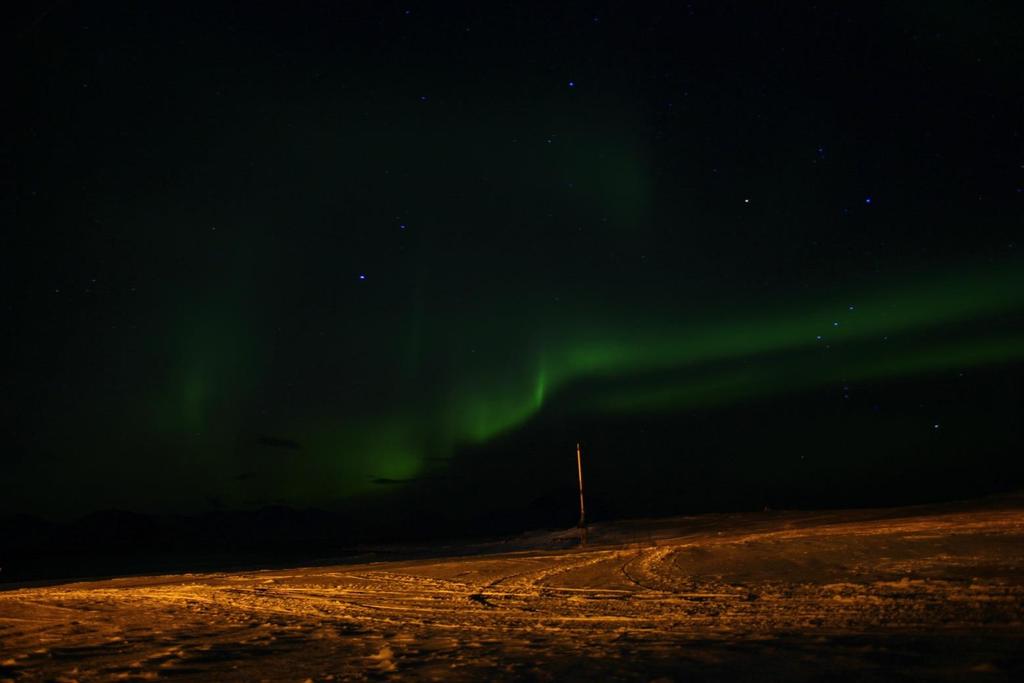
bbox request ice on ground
[2,496,1023,681]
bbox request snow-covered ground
[2,498,1023,681]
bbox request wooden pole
[576,442,586,528]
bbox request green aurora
[198,258,1023,507]
[10,1,1023,519]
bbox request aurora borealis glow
[8,2,1023,526]
[11,255,1020,514]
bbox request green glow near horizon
[319,260,1021,498]
[167,259,1024,507]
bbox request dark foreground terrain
[2,497,1023,681]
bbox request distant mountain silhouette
[0,506,353,584]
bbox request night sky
[7,2,1023,533]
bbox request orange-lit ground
[2,497,1023,681]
